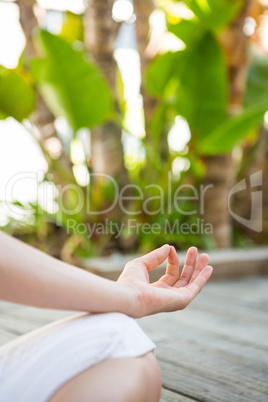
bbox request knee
[141,352,162,402]
[126,352,162,402]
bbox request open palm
[118,245,213,318]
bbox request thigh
[49,351,162,402]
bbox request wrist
[112,281,139,317]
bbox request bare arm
[0,230,132,314]
[0,230,213,318]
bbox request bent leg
[49,351,162,402]
[0,313,156,401]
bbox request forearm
[0,231,131,313]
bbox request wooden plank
[0,329,18,346]
[0,315,36,335]
[156,343,268,394]
[0,307,74,326]
[0,303,76,338]
[0,310,75,349]
[139,304,268,349]
[158,329,268,374]
[159,360,267,402]
[186,297,268,324]
[160,387,196,402]
[140,313,268,370]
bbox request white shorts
[0,312,155,402]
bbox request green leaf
[183,0,243,32]
[31,30,114,131]
[175,31,228,136]
[197,98,268,155]
[168,17,204,46]
[0,65,35,121]
[244,49,268,107]
[61,11,84,44]
[116,65,126,114]
[145,51,184,97]
[149,102,169,144]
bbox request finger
[184,265,213,303]
[174,246,197,287]
[136,244,170,272]
[159,246,180,286]
[188,253,209,285]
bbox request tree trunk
[17,0,77,259]
[202,155,235,248]
[263,131,268,242]
[84,0,127,184]
[254,1,268,243]
[233,126,266,243]
[133,0,158,136]
[17,0,37,63]
[17,0,56,138]
[203,0,252,248]
[233,0,268,243]
[18,0,75,176]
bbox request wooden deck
[0,276,268,401]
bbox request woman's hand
[117,245,213,318]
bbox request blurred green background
[0,0,268,263]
